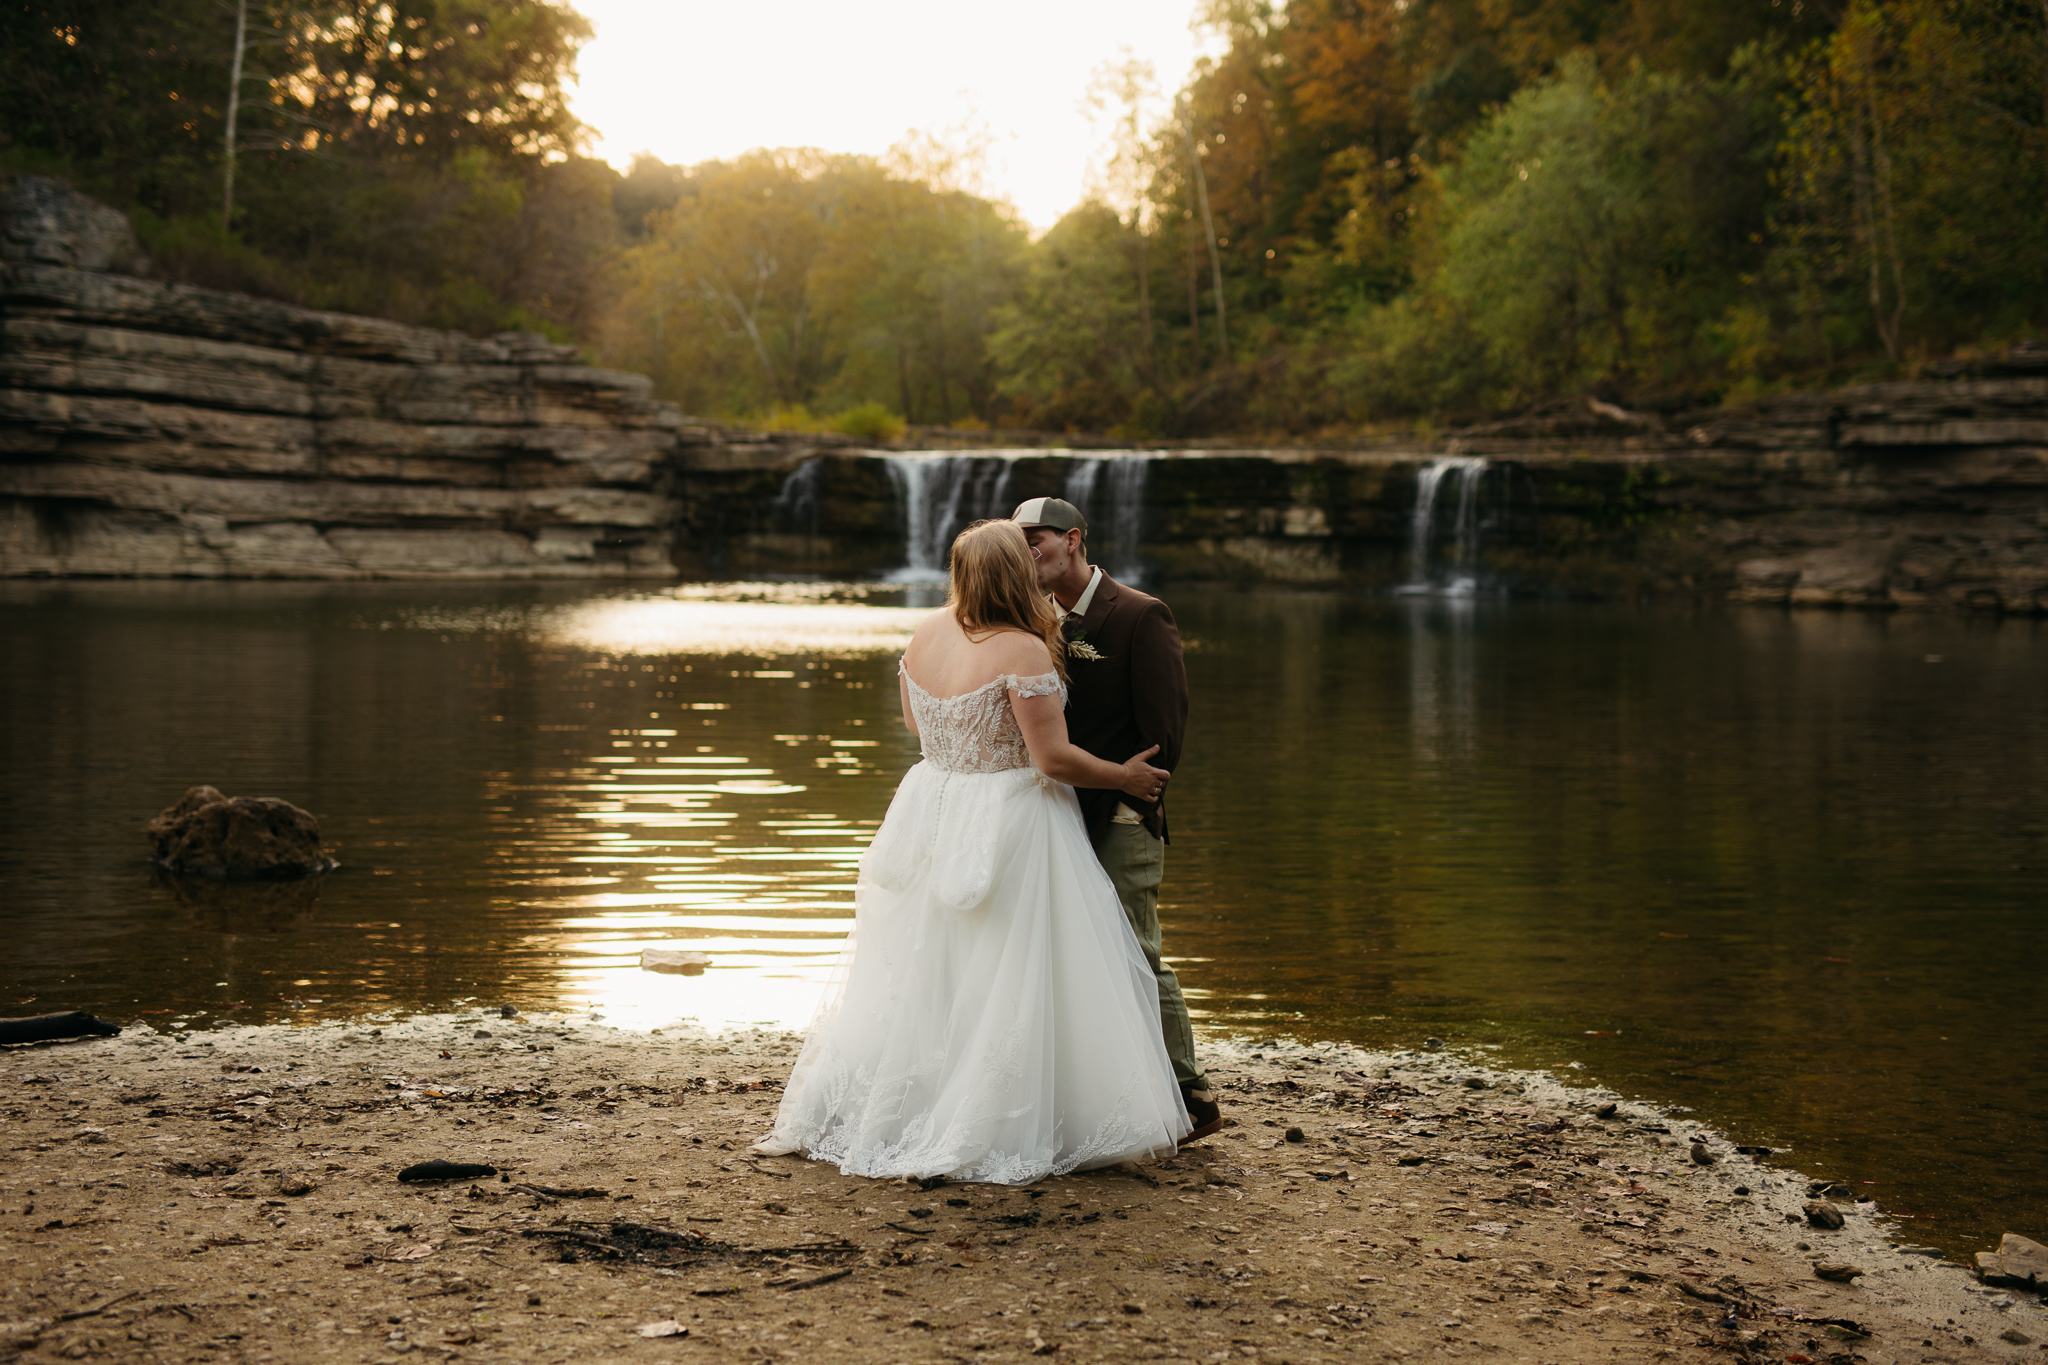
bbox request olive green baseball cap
[1010,496,1087,534]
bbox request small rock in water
[1813,1262,1862,1283]
[147,785,336,879]
[1689,1141,1716,1166]
[1804,1201,1847,1230]
[1595,1102,1619,1120]
[2000,1328,2034,1346]
[1733,1185,1751,1196]
[1284,1127,1306,1143]
[1461,1076,1489,1090]
[1422,1037,1446,1049]
[500,1004,518,1018]
[641,948,712,975]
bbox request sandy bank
[2,1015,2039,1364]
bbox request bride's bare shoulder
[987,628,1055,675]
[904,608,959,658]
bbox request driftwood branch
[0,1012,122,1046]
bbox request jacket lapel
[1081,571,1121,635]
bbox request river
[2,579,2042,1255]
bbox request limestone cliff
[5,177,2043,611]
[0,177,692,579]
[685,363,2048,613]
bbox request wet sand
[2,1016,2037,1364]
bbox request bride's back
[902,519,1062,699]
[902,611,1053,698]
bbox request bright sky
[568,0,1219,229]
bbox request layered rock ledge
[0,178,852,581]
[5,176,2044,611]
[690,366,2048,614]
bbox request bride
[752,519,1193,1183]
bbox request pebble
[1813,1262,1862,1283]
[1689,1141,1716,1166]
[1283,1127,1306,1143]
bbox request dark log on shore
[0,1011,122,1045]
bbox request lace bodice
[901,663,1066,774]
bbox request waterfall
[770,456,824,538]
[1399,457,1489,596]
[1060,454,1152,584]
[881,451,1151,584]
[883,455,1020,582]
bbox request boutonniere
[1061,618,1104,660]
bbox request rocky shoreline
[3,1015,2039,1364]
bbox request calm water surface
[1,580,2042,1254]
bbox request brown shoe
[1181,1083,1225,1142]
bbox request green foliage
[600,151,1026,425]
[829,402,908,442]
[3,0,2038,428]
[1773,0,2048,366]
[989,203,1154,432]
[0,0,611,334]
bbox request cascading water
[883,455,1021,582]
[1398,456,1490,596]
[770,456,825,537]
[1060,454,1152,583]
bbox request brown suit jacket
[1062,572,1188,843]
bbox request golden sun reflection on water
[420,587,939,1029]
[546,595,932,657]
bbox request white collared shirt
[1059,565,1104,621]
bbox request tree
[1777,0,2048,364]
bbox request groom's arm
[1128,599,1188,773]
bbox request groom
[1011,496,1224,1141]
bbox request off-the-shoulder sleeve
[1004,671,1066,700]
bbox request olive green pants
[1090,821,1207,1091]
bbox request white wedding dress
[757,664,1191,1184]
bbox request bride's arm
[1013,691,1166,799]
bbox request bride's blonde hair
[948,519,1067,681]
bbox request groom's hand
[1119,745,1170,803]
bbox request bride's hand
[1119,745,1169,802]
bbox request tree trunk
[222,0,247,229]
[1136,220,1156,382]
[1185,118,1230,363]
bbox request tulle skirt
[760,761,1190,1184]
